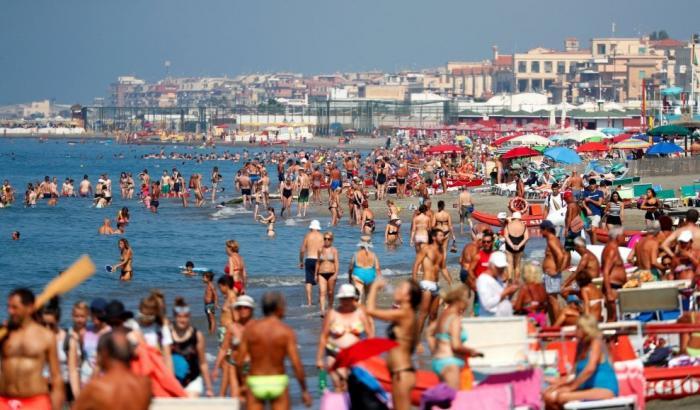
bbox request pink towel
[480,368,544,410]
[445,385,512,410]
[614,360,645,410]
[320,392,350,410]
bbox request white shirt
[476,273,513,317]
[140,323,173,349]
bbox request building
[513,41,592,94]
[110,76,146,106]
[22,100,53,118]
[358,84,407,101]
[447,46,513,99]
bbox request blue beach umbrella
[646,142,684,156]
[543,146,582,165]
[600,127,623,136]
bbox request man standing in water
[239,170,252,208]
[79,175,93,197]
[296,171,311,217]
[602,227,627,322]
[299,220,324,306]
[237,292,312,409]
[73,330,152,410]
[412,229,452,346]
[98,218,117,235]
[0,288,64,410]
[540,221,569,321]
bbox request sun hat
[357,235,373,248]
[309,220,321,230]
[488,251,508,268]
[679,230,693,243]
[233,295,255,309]
[336,284,358,299]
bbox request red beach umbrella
[500,146,541,159]
[331,338,399,370]
[576,142,609,153]
[425,144,463,154]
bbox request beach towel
[613,360,645,410]
[447,384,512,410]
[480,368,543,410]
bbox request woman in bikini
[316,284,374,391]
[359,201,375,235]
[348,236,381,302]
[410,204,431,253]
[385,218,402,247]
[432,200,455,252]
[213,295,255,401]
[640,188,661,228]
[257,207,276,237]
[576,270,606,323]
[503,211,529,281]
[513,263,549,328]
[225,240,247,295]
[428,284,483,389]
[113,238,133,281]
[366,278,422,410]
[329,187,342,226]
[315,232,339,315]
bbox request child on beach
[203,271,218,335]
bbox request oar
[0,255,96,341]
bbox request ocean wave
[380,268,409,277]
[247,276,301,288]
[210,206,252,220]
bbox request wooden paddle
[0,255,96,340]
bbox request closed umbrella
[576,142,608,153]
[544,147,582,165]
[646,142,684,156]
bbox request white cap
[336,284,358,299]
[512,211,522,219]
[233,295,255,309]
[679,230,693,243]
[309,220,321,230]
[497,212,508,220]
[489,251,508,268]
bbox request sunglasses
[324,237,333,241]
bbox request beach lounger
[632,184,651,198]
[151,398,240,410]
[616,287,682,321]
[563,396,636,410]
[656,189,681,208]
[461,316,529,370]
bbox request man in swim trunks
[602,227,627,322]
[73,330,152,410]
[239,170,252,208]
[628,222,665,280]
[564,237,600,292]
[98,218,116,235]
[300,220,324,307]
[540,220,570,322]
[328,164,342,195]
[460,233,482,309]
[457,187,474,234]
[79,175,92,197]
[296,171,311,217]
[237,292,312,409]
[38,176,52,199]
[203,272,218,335]
[0,288,64,409]
[396,162,408,198]
[412,229,452,346]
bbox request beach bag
[570,214,584,233]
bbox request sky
[0,0,697,105]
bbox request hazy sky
[1,0,697,105]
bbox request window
[518,79,528,92]
[544,79,554,90]
[597,44,607,55]
[639,70,646,79]
[544,61,553,73]
[518,61,527,73]
[531,79,542,90]
[638,47,647,54]
[557,62,566,74]
[531,61,540,73]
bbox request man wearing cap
[661,209,700,256]
[672,230,700,281]
[300,220,324,307]
[0,288,64,410]
[476,251,518,317]
[627,222,665,280]
[540,220,570,321]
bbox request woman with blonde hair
[544,315,619,409]
[427,284,483,389]
[225,240,247,295]
[513,263,548,328]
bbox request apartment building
[513,42,592,94]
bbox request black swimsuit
[282,187,293,199]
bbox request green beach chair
[633,183,652,198]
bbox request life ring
[509,196,529,213]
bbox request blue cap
[90,298,108,313]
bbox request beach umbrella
[647,125,690,136]
[331,338,399,370]
[612,139,651,149]
[501,146,541,159]
[425,144,463,154]
[543,146,581,165]
[564,129,607,142]
[509,133,552,146]
[492,135,517,146]
[611,133,633,143]
[646,141,684,156]
[455,135,472,144]
[532,145,548,153]
[600,127,623,136]
[660,86,683,96]
[576,142,608,153]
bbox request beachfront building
[447,46,514,99]
[512,41,592,95]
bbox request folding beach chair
[617,287,682,321]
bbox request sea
[0,137,546,407]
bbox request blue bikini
[432,318,469,375]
